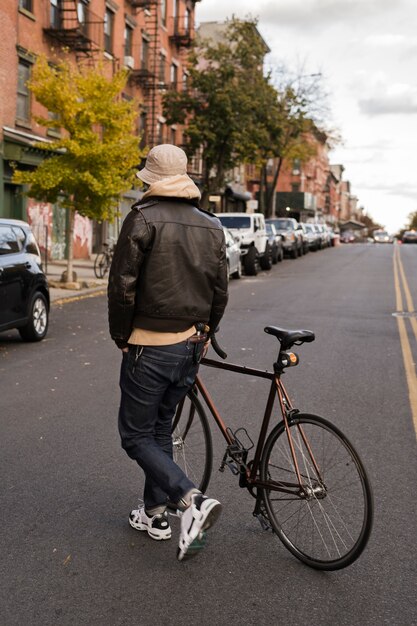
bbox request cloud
[197,0,403,30]
[355,180,417,201]
[359,83,417,115]
[249,0,400,30]
[364,34,407,47]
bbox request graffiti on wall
[26,200,92,260]
[73,213,92,258]
[26,200,53,259]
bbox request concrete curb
[51,286,107,306]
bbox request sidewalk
[46,258,108,304]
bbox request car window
[24,230,40,255]
[0,225,21,255]
[12,226,26,250]
[274,219,293,230]
[219,216,251,229]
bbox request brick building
[0,0,199,259]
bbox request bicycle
[171,325,373,571]
[93,239,115,279]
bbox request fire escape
[128,1,195,147]
[43,0,103,58]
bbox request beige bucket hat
[137,144,188,184]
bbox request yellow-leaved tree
[13,55,143,282]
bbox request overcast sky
[196,0,417,232]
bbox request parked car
[340,230,356,243]
[319,224,332,248]
[223,226,241,279]
[0,218,50,341]
[217,213,272,276]
[402,230,417,244]
[266,217,303,258]
[265,222,284,263]
[301,223,320,251]
[373,229,393,243]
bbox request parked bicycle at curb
[93,238,115,279]
[171,326,374,571]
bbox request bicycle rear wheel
[261,413,373,570]
[94,252,107,279]
[171,390,213,495]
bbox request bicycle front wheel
[261,413,373,570]
[94,252,107,279]
[171,390,213,495]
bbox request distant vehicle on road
[0,218,50,341]
[340,230,356,244]
[266,217,303,258]
[223,226,241,279]
[217,213,272,276]
[265,222,284,263]
[373,230,393,243]
[402,230,417,244]
[301,223,320,251]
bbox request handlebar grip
[211,334,227,360]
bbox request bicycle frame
[195,357,323,497]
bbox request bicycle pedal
[225,460,239,475]
[254,513,272,532]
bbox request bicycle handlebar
[211,334,227,360]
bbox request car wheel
[19,292,49,342]
[291,245,298,259]
[243,246,258,276]
[259,244,272,271]
[271,244,278,265]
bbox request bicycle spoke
[262,415,372,568]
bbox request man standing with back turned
[108,144,228,560]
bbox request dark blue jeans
[118,340,203,511]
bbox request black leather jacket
[108,197,228,348]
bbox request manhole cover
[392,311,417,318]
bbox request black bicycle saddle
[264,326,315,350]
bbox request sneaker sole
[129,518,171,541]
[177,502,222,561]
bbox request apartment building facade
[0,0,199,258]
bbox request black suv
[0,218,50,341]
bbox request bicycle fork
[276,378,324,495]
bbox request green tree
[13,55,143,282]
[259,69,339,217]
[163,18,282,208]
[407,211,417,230]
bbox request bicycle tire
[170,390,213,498]
[94,252,107,279]
[261,413,373,570]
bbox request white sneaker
[177,493,222,561]
[129,506,171,541]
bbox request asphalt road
[1,243,417,626]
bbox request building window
[16,60,31,122]
[50,0,60,28]
[170,64,178,89]
[124,24,133,56]
[141,36,149,70]
[104,8,114,54]
[159,53,166,83]
[156,121,164,144]
[19,0,33,12]
[182,72,188,92]
[292,158,301,175]
[291,183,300,193]
[161,0,167,27]
[170,127,176,145]
[185,8,191,33]
[77,1,89,37]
